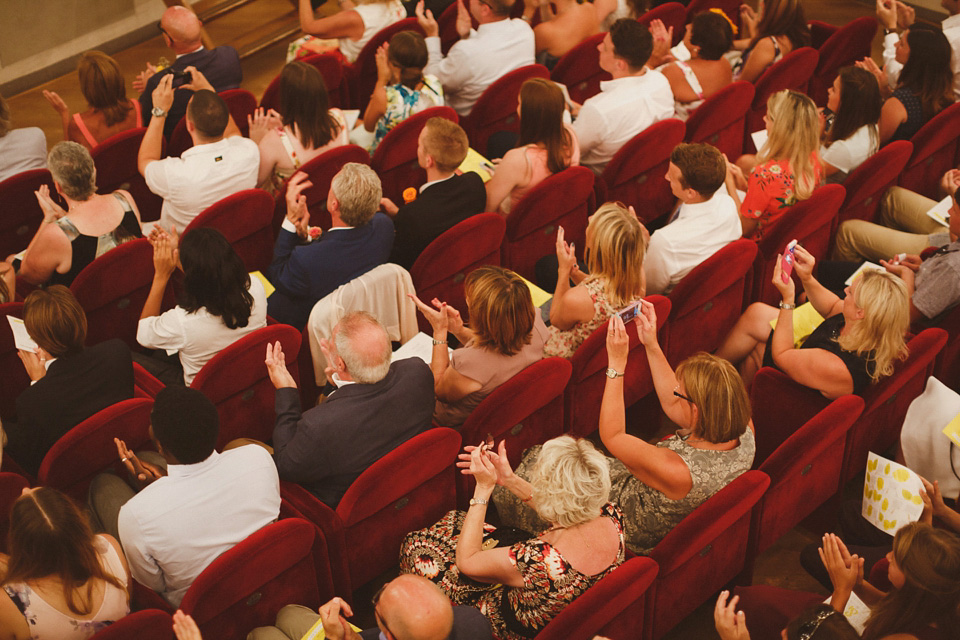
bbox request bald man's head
[161,6,203,52]
[379,575,454,640]
[332,312,391,384]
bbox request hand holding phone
[618,301,640,324]
[780,240,798,284]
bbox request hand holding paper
[862,453,925,535]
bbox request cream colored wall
[0,0,166,89]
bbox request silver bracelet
[779,301,796,310]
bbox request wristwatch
[605,368,625,379]
[469,497,489,507]
[151,106,168,118]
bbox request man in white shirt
[89,386,281,607]
[137,67,259,233]
[644,143,742,295]
[878,0,960,99]
[416,0,535,116]
[572,18,675,174]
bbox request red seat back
[71,238,174,350]
[371,106,459,205]
[752,184,845,305]
[455,357,571,507]
[502,166,595,280]
[190,324,302,449]
[637,3,687,44]
[550,33,608,106]
[565,295,671,437]
[665,239,757,365]
[750,396,863,556]
[808,19,837,50]
[0,169,56,260]
[37,398,154,502]
[0,472,31,553]
[89,610,174,640]
[166,89,259,158]
[600,119,686,224]
[335,427,461,588]
[537,556,658,640]
[462,65,551,156]
[259,53,346,111]
[179,519,326,640]
[271,144,371,236]
[0,302,29,421]
[835,140,912,229]
[808,17,877,105]
[92,127,164,223]
[646,470,770,640]
[346,18,425,111]
[745,47,819,153]
[899,101,960,199]
[684,81,754,160]
[183,189,275,273]
[409,213,505,333]
[927,304,960,393]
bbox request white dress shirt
[573,70,675,174]
[136,277,268,385]
[644,189,742,295]
[883,14,960,99]
[144,135,260,233]
[424,18,535,116]
[117,445,281,607]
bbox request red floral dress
[399,503,626,639]
[741,155,823,239]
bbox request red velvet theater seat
[89,610,174,640]
[182,189,275,273]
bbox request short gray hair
[531,436,611,528]
[333,311,391,384]
[48,142,96,200]
[331,163,382,226]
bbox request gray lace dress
[493,427,756,554]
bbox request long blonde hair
[759,90,820,201]
[584,203,646,309]
[838,270,909,382]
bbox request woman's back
[71,100,141,151]
[1,535,129,640]
[338,0,406,63]
[535,2,602,61]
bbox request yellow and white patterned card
[943,412,960,447]
[861,453,925,535]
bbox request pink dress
[498,124,581,215]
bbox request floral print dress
[543,277,636,359]
[740,155,823,240]
[399,503,626,639]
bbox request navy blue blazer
[139,46,243,138]
[272,358,435,507]
[265,213,394,329]
[390,172,487,270]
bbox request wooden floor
[2,1,886,637]
[6,0,877,148]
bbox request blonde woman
[297,0,406,64]
[543,202,646,358]
[725,90,822,239]
[716,245,910,397]
[400,435,624,639]
[498,301,755,553]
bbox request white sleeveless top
[2,536,129,640]
[339,0,407,63]
[673,60,706,122]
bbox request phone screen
[618,303,639,323]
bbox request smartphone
[780,239,798,283]
[169,69,192,87]
[618,301,640,324]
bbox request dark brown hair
[23,285,87,357]
[78,51,132,128]
[899,24,955,122]
[2,488,125,616]
[669,142,726,196]
[748,0,810,52]
[388,31,427,90]
[279,60,341,150]
[690,11,734,60]
[825,66,881,147]
[517,78,573,175]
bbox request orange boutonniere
[403,187,417,204]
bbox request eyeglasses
[673,384,694,404]
[797,607,837,640]
[372,583,396,639]
[157,21,169,37]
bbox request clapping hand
[455,0,472,39]
[714,591,751,640]
[408,293,450,339]
[247,107,283,144]
[464,440,499,491]
[41,90,70,117]
[415,0,439,38]
[265,341,297,390]
[318,597,360,640]
[285,172,313,236]
[133,63,157,94]
[150,231,178,279]
[819,533,864,598]
[172,610,203,640]
[555,226,577,277]
[855,56,885,90]
[375,43,393,84]
[34,184,66,223]
[458,440,514,486]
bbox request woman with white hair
[8,141,142,286]
[400,435,624,640]
[717,245,911,398]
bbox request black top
[889,87,926,143]
[763,314,876,396]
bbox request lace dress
[399,503,625,639]
[542,277,637,359]
[494,429,755,554]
